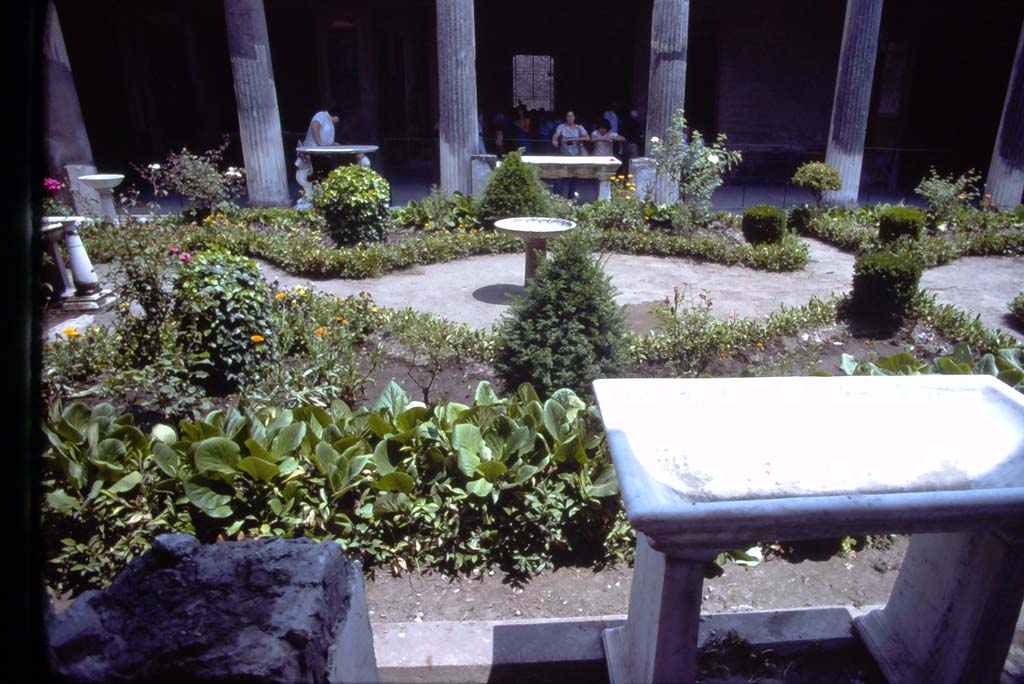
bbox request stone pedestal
[43,217,117,311]
[985,19,1024,210]
[646,0,689,204]
[824,0,884,207]
[471,154,497,198]
[224,0,290,206]
[629,158,657,203]
[436,0,479,196]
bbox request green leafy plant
[878,207,925,244]
[136,138,245,218]
[840,342,1024,392]
[477,149,553,228]
[741,205,787,245]
[792,161,842,208]
[914,167,981,232]
[392,187,482,232]
[648,108,742,219]
[849,248,924,324]
[494,229,629,398]
[172,249,277,388]
[1010,292,1024,327]
[312,165,391,246]
[574,174,647,232]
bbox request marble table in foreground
[593,375,1024,684]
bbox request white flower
[147,163,161,171]
[225,167,244,178]
[649,136,660,144]
[707,153,720,164]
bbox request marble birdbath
[294,145,379,207]
[77,173,124,224]
[594,375,1024,684]
[493,217,576,283]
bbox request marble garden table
[593,375,1024,684]
[295,144,379,207]
[521,155,621,200]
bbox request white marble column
[224,0,290,206]
[985,19,1024,210]
[435,0,479,196]
[646,0,689,204]
[824,0,884,207]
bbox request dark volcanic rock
[47,534,377,683]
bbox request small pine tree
[494,229,628,398]
[478,149,552,227]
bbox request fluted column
[646,0,689,204]
[985,19,1024,210]
[824,0,884,207]
[436,0,479,196]
[224,0,289,206]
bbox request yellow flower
[756,341,763,349]
[369,305,379,312]
[63,327,80,338]
[315,327,327,336]
[251,334,265,343]
[958,193,966,200]
[275,292,286,300]
[627,174,634,179]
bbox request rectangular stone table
[593,375,1024,684]
[521,155,621,199]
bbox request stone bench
[594,375,1024,684]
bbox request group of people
[483,102,646,165]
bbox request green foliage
[1011,292,1024,327]
[878,206,925,243]
[914,167,981,231]
[574,174,647,232]
[313,165,391,246]
[840,342,1024,392]
[596,227,808,272]
[911,293,1022,354]
[392,187,483,232]
[478,149,552,227]
[648,108,742,217]
[850,248,924,323]
[741,205,788,245]
[43,382,631,590]
[172,249,277,388]
[791,161,841,207]
[136,138,245,217]
[494,230,629,398]
[787,204,817,235]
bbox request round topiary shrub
[850,248,924,323]
[878,207,925,244]
[172,249,277,388]
[741,205,787,244]
[478,149,552,228]
[792,161,841,207]
[312,164,390,246]
[494,229,628,398]
[787,204,816,235]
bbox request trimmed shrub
[312,165,390,246]
[792,161,841,207]
[478,149,551,228]
[850,248,924,322]
[494,230,629,397]
[1011,292,1024,327]
[741,205,787,244]
[172,249,277,387]
[787,204,816,235]
[878,207,925,243]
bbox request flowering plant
[914,167,981,232]
[648,109,742,218]
[41,176,74,217]
[135,138,246,217]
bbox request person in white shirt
[551,110,590,197]
[590,118,625,157]
[295,108,340,206]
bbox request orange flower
[63,327,80,338]
[275,292,286,300]
[315,327,327,336]
[756,341,763,349]
[251,334,265,343]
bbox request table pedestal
[523,237,547,283]
[603,534,714,684]
[855,529,1024,684]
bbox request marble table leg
[855,529,1024,684]
[523,237,547,283]
[597,171,614,200]
[63,220,101,295]
[603,533,711,684]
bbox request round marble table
[494,217,576,283]
[295,145,379,207]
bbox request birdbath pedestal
[77,173,124,224]
[42,217,118,311]
[494,217,576,284]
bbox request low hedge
[878,207,925,243]
[741,205,787,244]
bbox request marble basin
[494,216,576,239]
[594,375,1024,550]
[77,174,124,190]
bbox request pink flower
[169,245,180,255]
[43,177,62,193]
[179,252,192,263]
